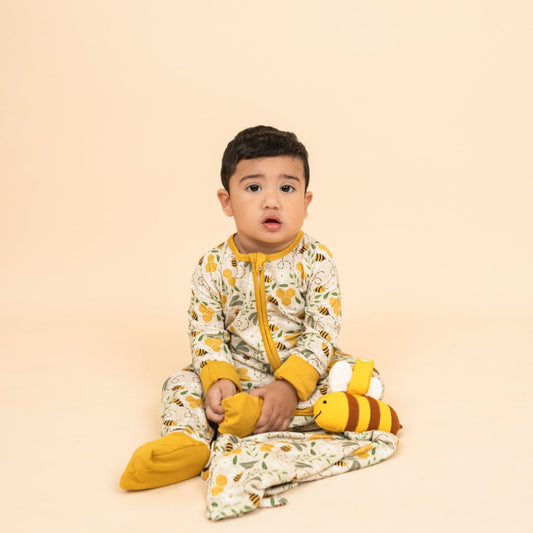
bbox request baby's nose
[262,191,281,208]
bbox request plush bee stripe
[379,399,392,431]
[389,406,402,434]
[345,392,359,431]
[354,395,371,433]
[367,396,381,430]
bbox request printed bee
[315,253,326,261]
[195,348,207,356]
[172,398,184,406]
[190,330,200,337]
[249,493,261,507]
[314,285,326,293]
[321,343,331,358]
[267,296,279,306]
[200,360,208,368]
[172,384,184,391]
[334,460,348,467]
[299,244,309,254]
[313,392,402,434]
[264,274,272,283]
[319,331,331,341]
[280,445,292,452]
[317,306,330,316]
[163,420,177,427]
[231,257,238,267]
[275,341,286,351]
[268,324,279,332]
[191,310,199,321]
[233,472,243,483]
[225,442,234,453]
[319,384,328,395]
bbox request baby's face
[217,155,312,254]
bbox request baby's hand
[205,379,237,424]
[250,380,298,434]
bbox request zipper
[252,255,282,371]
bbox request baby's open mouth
[262,215,281,229]
[263,214,281,225]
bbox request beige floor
[2,311,531,532]
[2,2,533,531]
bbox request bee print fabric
[205,430,398,520]
[188,232,343,405]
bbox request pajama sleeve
[188,253,242,394]
[274,244,342,401]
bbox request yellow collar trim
[228,231,304,262]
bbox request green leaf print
[234,341,250,354]
[229,295,242,307]
[262,461,268,470]
[239,461,258,469]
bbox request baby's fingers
[205,405,224,424]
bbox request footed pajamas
[121,231,397,514]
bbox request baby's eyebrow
[239,174,264,183]
[239,174,302,183]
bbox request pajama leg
[160,367,216,444]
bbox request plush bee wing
[328,360,352,392]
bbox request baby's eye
[246,184,261,192]
[280,184,295,193]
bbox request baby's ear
[217,188,233,217]
[304,190,313,217]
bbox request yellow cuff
[199,361,242,393]
[274,355,320,401]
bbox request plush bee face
[313,392,349,433]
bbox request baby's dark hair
[220,125,310,191]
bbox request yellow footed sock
[119,432,210,490]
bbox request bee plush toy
[218,358,401,437]
[313,358,402,435]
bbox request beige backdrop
[1,2,532,532]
